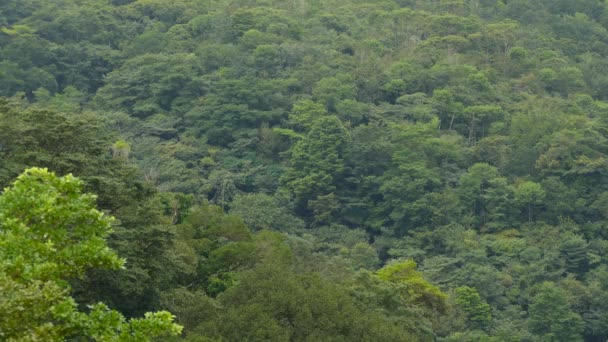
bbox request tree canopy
[2,0,608,340]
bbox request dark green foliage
[198,265,414,341]
[528,282,584,341]
[95,53,203,117]
[229,193,305,232]
[281,114,350,215]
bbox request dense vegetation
[2,0,608,340]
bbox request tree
[350,260,448,340]
[229,193,305,232]
[0,168,182,341]
[281,115,350,214]
[94,53,203,118]
[514,181,545,222]
[376,260,448,314]
[528,282,583,342]
[559,236,588,276]
[375,119,449,235]
[462,105,504,146]
[197,264,411,341]
[0,99,154,213]
[0,99,108,184]
[458,163,512,228]
[432,88,464,131]
[454,286,492,331]
[312,75,357,111]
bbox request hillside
[2,0,608,340]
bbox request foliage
[2,0,608,339]
[0,168,181,341]
[453,286,492,331]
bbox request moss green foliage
[3,0,608,340]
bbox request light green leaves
[0,168,182,341]
[0,167,124,281]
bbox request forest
[2,0,608,340]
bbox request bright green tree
[350,259,448,340]
[0,168,182,341]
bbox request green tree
[312,75,357,111]
[559,235,588,276]
[454,286,492,331]
[376,260,448,314]
[0,99,153,213]
[281,115,350,214]
[95,53,203,117]
[0,168,181,341]
[350,259,448,340]
[528,282,583,341]
[229,193,305,232]
[197,264,412,341]
[462,105,504,146]
[458,163,510,228]
[514,181,545,222]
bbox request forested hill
[2,0,608,340]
